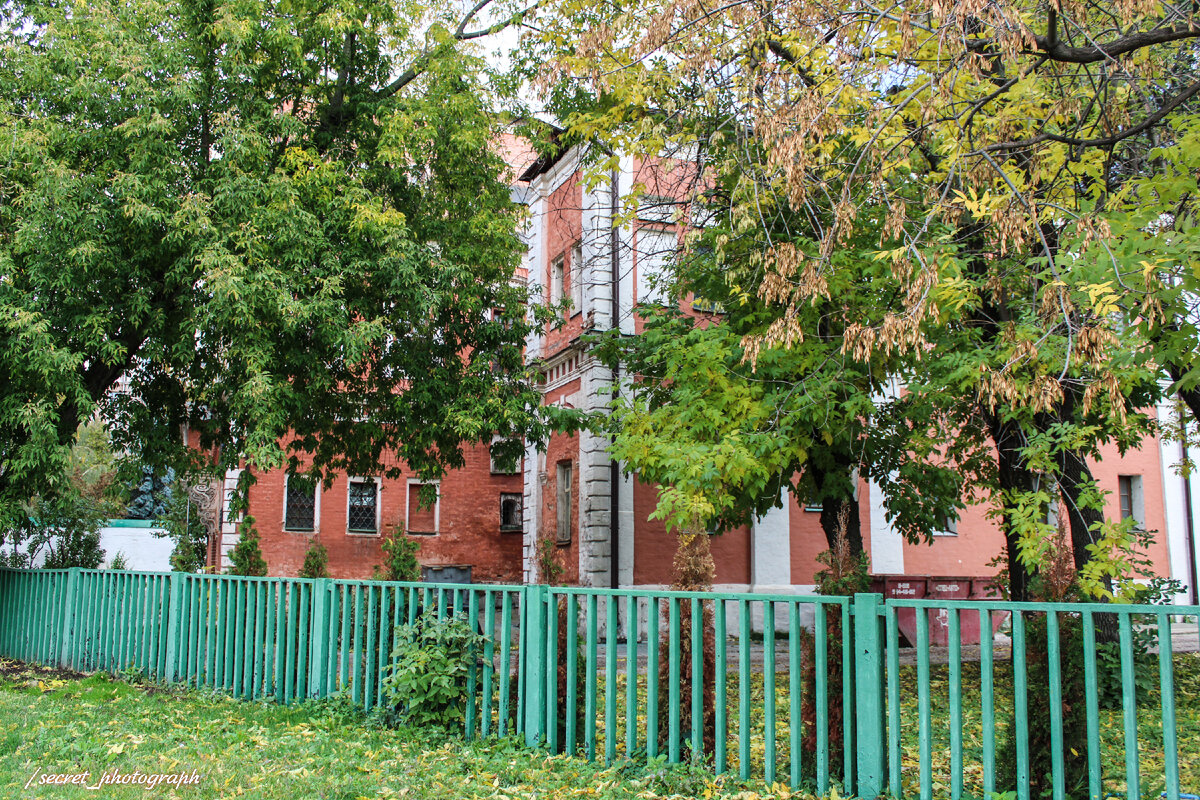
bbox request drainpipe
[1181,397,1199,605]
[610,163,621,591]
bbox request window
[635,228,676,306]
[500,493,523,532]
[803,498,823,513]
[637,195,677,224]
[569,240,584,314]
[490,435,520,475]
[555,461,573,545]
[347,479,378,534]
[283,475,317,531]
[406,481,439,534]
[934,513,958,537]
[1118,475,1145,528]
[550,255,565,305]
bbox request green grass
[3,652,1197,800]
[0,658,792,800]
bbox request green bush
[227,517,267,576]
[375,529,421,582]
[380,609,487,730]
[298,543,328,579]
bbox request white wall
[98,524,174,571]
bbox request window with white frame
[635,227,676,306]
[346,478,379,534]
[283,475,318,531]
[490,435,520,474]
[1118,475,1145,529]
[934,513,958,537]
[406,481,440,535]
[569,240,583,314]
[555,461,573,545]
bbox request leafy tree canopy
[525,0,1198,597]
[0,0,549,513]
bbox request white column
[868,478,905,574]
[1158,396,1199,604]
[750,487,792,591]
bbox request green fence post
[309,579,332,699]
[58,568,82,669]
[854,593,885,800]
[164,572,185,682]
[523,584,547,747]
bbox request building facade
[207,137,1200,602]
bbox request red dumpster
[970,577,1009,642]
[925,578,972,646]
[872,575,927,647]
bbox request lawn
[0,658,781,800]
[2,653,1198,799]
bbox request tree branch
[986,75,1200,151]
[377,0,547,100]
[1030,22,1200,63]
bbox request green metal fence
[0,567,1196,800]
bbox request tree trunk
[655,528,717,758]
[984,410,1037,601]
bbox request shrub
[381,609,488,730]
[375,529,421,582]
[109,551,130,570]
[227,517,267,576]
[298,543,328,579]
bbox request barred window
[347,479,378,534]
[284,476,316,531]
[500,493,523,532]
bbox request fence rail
[0,567,1196,800]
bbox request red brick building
[516,138,1198,602]
[205,135,1199,601]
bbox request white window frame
[490,434,520,475]
[635,227,677,307]
[555,461,573,545]
[550,255,565,305]
[405,479,441,535]
[346,477,381,536]
[933,513,958,537]
[1118,474,1145,529]
[282,474,321,533]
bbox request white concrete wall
[98,525,173,571]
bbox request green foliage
[0,0,552,523]
[298,543,328,579]
[152,484,209,573]
[226,518,267,577]
[537,536,565,585]
[380,610,487,730]
[0,420,121,569]
[375,531,421,582]
[997,615,1089,799]
[109,552,130,570]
